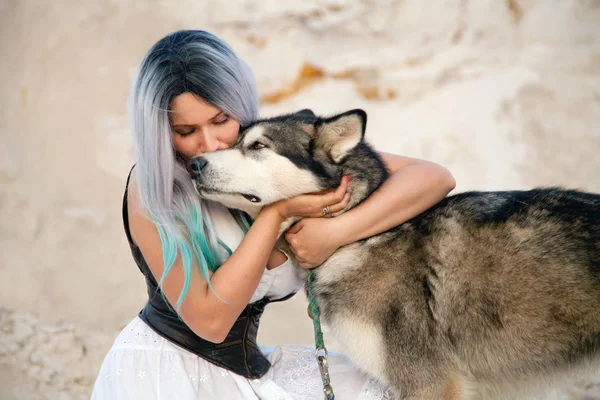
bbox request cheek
[219,122,240,148]
[172,136,195,159]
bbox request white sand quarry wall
[1,0,599,398]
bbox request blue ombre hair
[128,30,257,309]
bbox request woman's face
[169,92,240,160]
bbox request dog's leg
[443,377,462,400]
[442,375,479,400]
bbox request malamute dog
[188,109,600,399]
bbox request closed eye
[213,115,230,125]
[175,128,196,136]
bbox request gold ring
[322,205,331,216]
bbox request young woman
[91,30,455,399]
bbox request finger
[284,232,292,243]
[314,186,344,210]
[325,177,348,205]
[328,191,351,213]
[332,190,351,207]
[286,221,303,234]
[284,232,296,247]
[301,259,319,268]
[316,207,335,218]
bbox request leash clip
[316,348,335,400]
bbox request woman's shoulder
[125,166,149,246]
[126,165,140,210]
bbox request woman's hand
[265,176,350,220]
[284,217,345,268]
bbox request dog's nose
[187,157,208,177]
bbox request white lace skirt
[91,316,395,399]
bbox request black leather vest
[122,168,289,379]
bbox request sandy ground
[1,0,600,398]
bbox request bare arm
[127,168,348,343]
[129,171,284,342]
[333,152,456,245]
[285,153,456,267]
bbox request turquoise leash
[307,270,335,400]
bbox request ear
[316,109,366,163]
[290,109,318,136]
[294,109,316,118]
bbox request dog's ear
[291,109,318,136]
[316,109,366,163]
[294,109,316,118]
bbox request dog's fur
[188,109,600,399]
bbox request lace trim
[360,377,397,400]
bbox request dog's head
[188,109,388,217]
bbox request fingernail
[343,176,349,183]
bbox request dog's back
[434,189,600,394]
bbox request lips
[241,194,261,203]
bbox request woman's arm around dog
[127,168,349,343]
[285,153,456,268]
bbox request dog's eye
[250,141,266,150]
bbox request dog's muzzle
[186,156,263,204]
[187,156,208,179]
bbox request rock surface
[1,0,599,398]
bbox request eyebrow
[171,111,224,128]
[262,133,275,142]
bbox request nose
[200,129,220,153]
[188,157,208,178]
